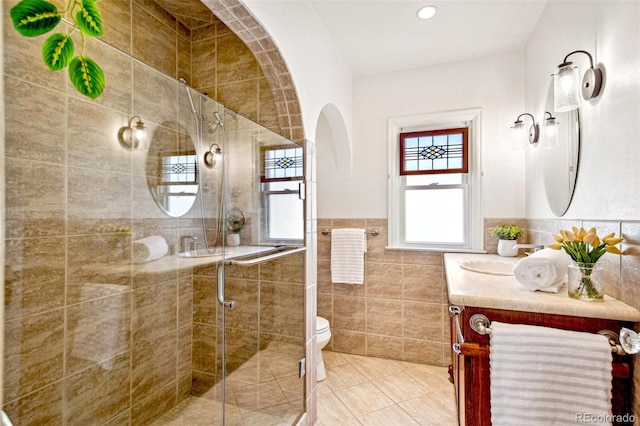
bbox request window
[261,145,304,242]
[157,152,198,217]
[400,128,468,175]
[388,109,482,250]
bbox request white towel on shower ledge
[490,321,613,426]
[132,235,169,264]
[331,228,366,285]
[513,248,571,293]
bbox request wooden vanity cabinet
[449,306,634,426]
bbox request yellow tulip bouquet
[548,227,624,300]
[548,227,623,261]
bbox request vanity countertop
[444,252,640,322]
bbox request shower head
[179,77,198,116]
[206,111,224,133]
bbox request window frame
[387,108,483,251]
[400,174,470,247]
[259,144,305,244]
[399,127,469,176]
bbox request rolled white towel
[513,248,571,293]
[132,235,169,264]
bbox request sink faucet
[180,235,199,253]
[513,243,544,255]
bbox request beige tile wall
[2,0,298,424]
[317,219,451,367]
[189,11,282,135]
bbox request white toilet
[316,316,331,381]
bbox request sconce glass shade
[554,64,581,112]
[511,113,539,149]
[118,116,146,150]
[542,112,559,148]
[511,121,526,150]
[554,50,604,113]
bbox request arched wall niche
[316,103,352,176]
[201,0,305,143]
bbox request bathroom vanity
[444,253,640,426]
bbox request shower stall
[1,3,308,424]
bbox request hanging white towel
[331,228,366,285]
[490,321,613,426]
[513,248,571,293]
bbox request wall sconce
[511,113,539,149]
[542,112,559,148]
[553,50,603,112]
[203,143,222,168]
[118,116,146,150]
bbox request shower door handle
[216,264,236,309]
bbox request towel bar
[469,313,640,355]
[321,229,379,236]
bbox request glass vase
[567,262,604,302]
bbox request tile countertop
[444,252,640,322]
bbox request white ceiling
[309,0,548,75]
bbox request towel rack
[468,313,640,355]
[321,229,379,236]
[225,246,306,266]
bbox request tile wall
[3,0,303,424]
[316,217,524,368]
[317,219,450,367]
[190,18,282,135]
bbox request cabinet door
[450,315,465,425]
[460,307,633,426]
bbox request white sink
[459,260,514,276]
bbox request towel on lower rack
[513,248,571,293]
[331,228,366,285]
[490,321,613,426]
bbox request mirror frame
[146,122,200,217]
[542,81,581,216]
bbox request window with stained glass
[262,145,304,182]
[261,145,304,242]
[400,128,468,175]
[389,109,482,250]
[160,152,198,184]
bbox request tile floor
[316,351,457,426]
[152,349,457,426]
[153,341,303,426]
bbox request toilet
[315,316,331,381]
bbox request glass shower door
[217,110,306,425]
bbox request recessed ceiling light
[416,5,437,20]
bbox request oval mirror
[542,81,580,216]
[146,122,199,217]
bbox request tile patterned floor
[316,352,457,426]
[152,349,456,425]
[152,342,303,426]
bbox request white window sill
[385,246,487,254]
